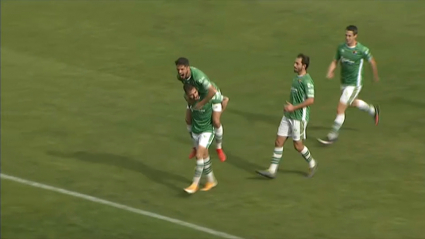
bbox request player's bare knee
[350,98,360,107]
[203,151,209,159]
[274,136,286,147]
[293,141,304,152]
[196,147,206,159]
[337,102,348,114]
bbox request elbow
[307,98,315,105]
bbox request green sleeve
[193,70,212,92]
[211,98,222,104]
[303,79,315,98]
[362,46,373,62]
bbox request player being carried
[183,83,219,194]
[256,54,318,179]
[318,25,380,145]
[175,57,229,162]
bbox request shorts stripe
[348,87,361,105]
[300,121,305,139]
[206,132,215,148]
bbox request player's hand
[284,101,295,112]
[373,76,380,82]
[326,71,334,79]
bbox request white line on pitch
[1,173,244,239]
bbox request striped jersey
[284,73,314,122]
[334,42,373,86]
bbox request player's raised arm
[194,77,217,109]
[364,48,379,82]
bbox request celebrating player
[175,57,229,161]
[256,54,318,179]
[318,25,380,145]
[183,84,219,194]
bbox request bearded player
[183,84,219,193]
[175,57,229,162]
[256,54,318,179]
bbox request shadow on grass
[47,150,189,195]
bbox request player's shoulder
[302,73,314,84]
[190,66,207,79]
[336,42,346,49]
[357,42,371,52]
[190,66,204,75]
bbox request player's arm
[292,81,315,110]
[364,48,379,82]
[196,78,217,106]
[327,47,341,79]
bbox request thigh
[196,132,215,149]
[191,133,200,147]
[290,119,302,142]
[212,104,222,125]
[340,86,362,105]
[277,116,292,137]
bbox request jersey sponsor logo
[189,105,206,113]
[340,57,355,65]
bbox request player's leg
[351,98,380,125]
[186,107,197,159]
[221,96,229,112]
[212,93,226,161]
[184,132,205,194]
[200,133,217,191]
[292,120,317,177]
[318,86,356,144]
[256,116,290,179]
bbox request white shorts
[277,116,307,141]
[192,132,215,149]
[340,85,362,105]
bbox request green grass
[2,1,425,238]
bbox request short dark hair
[183,83,195,93]
[346,25,358,35]
[297,53,310,70]
[175,57,190,66]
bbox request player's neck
[346,41,357,48]
[297,71,307,77]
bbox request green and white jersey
[284,73,314,122]
[334,42,373,86]
[188,95,216,134]
[177,66,220,97]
